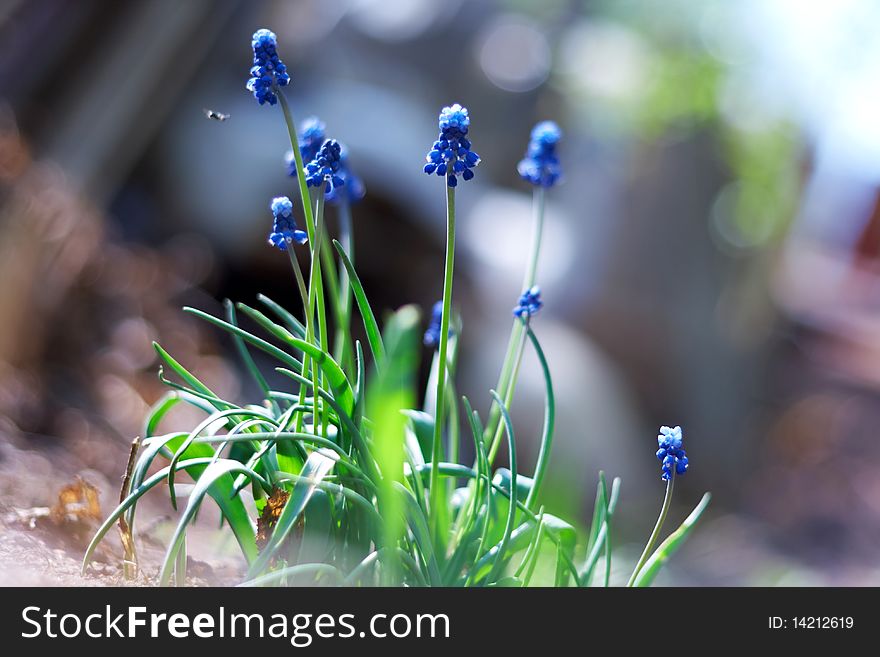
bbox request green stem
[482,186,546,464]
[287,249,309,320]
[287,247,314,437]
[627,473,675,587]
[277,90,316,238]
[310,187,330,437]
[486,325,527,463]
[430,184,456,546]
[522,186,545,292]
[277,89,321,437]
[333,201,355,370]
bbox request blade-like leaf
[225,300,273,401]
[83,457,216,573]
[166,407,274,509]
[485,390,517,584]
[159,459,266,585]
[522,323,555,511]
[633,493,711,587]
[333,239,385,366]
[239,563,344,587]
[183,307,304,374]
[287,337,355,418]
[248,449,339,577]
[256,293,307,339]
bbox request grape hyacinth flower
[325,144,366,204]
[267,196,308,250]
[656,425,689,481]
[518,121,563,188]
[305,139,345,193]
[424,103,480,188]
[246,29,289,106]
[513,286,543,319]
[285,116,327,175]
[423,301,446,349]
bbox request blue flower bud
[513,285,543,319]
[304,139,345,193]
[424,104,480,186]
[267,196,307,250]
[423,301,452,349]
[517,121,563,188]
[247,29,290,106]
[656,425,689,481]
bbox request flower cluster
[656,426,689,481]
[305,139,344,193]
[246,29,289,106]
[517,121,563,188]
[513,286,543,319]
[423,301,446,349]
[325,144,366,204]
[267,196,307,250]
[287,116,326,170]
[424,104,480,188]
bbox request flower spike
[513,285,543,319]
[424,103,480,188]
[246,29,289,106]
[267,196,307,250]
[656,425,689,481]
[518,121,562,188]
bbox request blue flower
[518,121,562,188]
[285,117,326,175]
[267,196,308,250]
[423,301,450,349]
[246,28,290,106]
[513,286,543,319]
[292,116,327,168]
[424,103,480,188]
[305,139,344,192]
[656,425,689,481]
[324,143,365,204]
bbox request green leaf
[485,390,518,584]
[256,293,307,338]
[582,473,607,586]
[581,475,621,586]
[236,302,303,350]
[225,300,273,401]
[333,239,385,367]
[166,407,274,510]
[287,337,355,418]
[83,457,218,573]
[633,493,711,587]
[489,576,523,587]
[393,481,442,586]
[248,449,339,577]
[522,323,555,511]
[143,392,183,438]
[367,305,420,581]
[125,432,187,529]
[153,343,232,414]
[183,307,304,374]
[159,459,266,585]
[603,477,621,587]
[275,367,379,484]
[239,563,345,587]
[402,409,434,464]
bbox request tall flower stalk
[423,104,480,544]
[248,29,325,436]
[627,426,690,586]
[484,122,562,465]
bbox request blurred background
[3,0,880,585]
